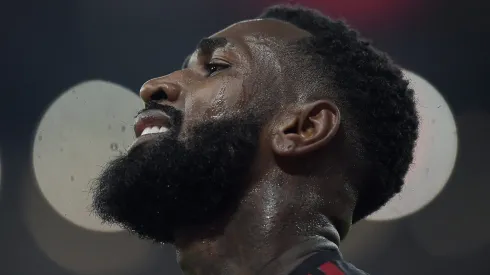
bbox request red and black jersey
[289,250,369,275]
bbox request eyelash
[205,62,230,76]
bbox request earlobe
[272,100,340,156]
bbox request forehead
[212,19,311,40]
[211,18,311,48]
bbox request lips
[133,109,172,138]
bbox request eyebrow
[196,37,229,54]
[182,37,230,69]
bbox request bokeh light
[24,80,161,275]
[410,111,490,257]
[22,174,157,275]
[32,80,141,232]
[367,70,457,221]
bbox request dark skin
[140,19,355,275]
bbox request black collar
[258,237,340,275]
[289,249,342,275]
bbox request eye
[204,62,230,76]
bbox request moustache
[135,101,183,130]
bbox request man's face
[91,19,310,243]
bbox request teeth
[141,126,169,136]
[141,127,151,135]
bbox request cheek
[183,77,244,126]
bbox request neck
[174,181,341,275]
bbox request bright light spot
[410,112,490,256]
[22,175,156,275]
[32,80,141,232]
[367,70,458,221]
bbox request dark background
[1,0,489,274]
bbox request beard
[91,103,263,244]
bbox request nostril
[150,89,168,101]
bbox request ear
[272,100,340,156]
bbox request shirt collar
[258,237,341,275]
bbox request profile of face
[91,19,312,243]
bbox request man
[91,4,418,275]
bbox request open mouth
[133,109,172,138]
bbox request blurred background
[1,0,489,274]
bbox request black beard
[90,104,262,243]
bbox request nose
[139,77,182,104]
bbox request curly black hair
[259,5,419,223]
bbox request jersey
[289,249,369,275]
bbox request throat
[174,176,342,275]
